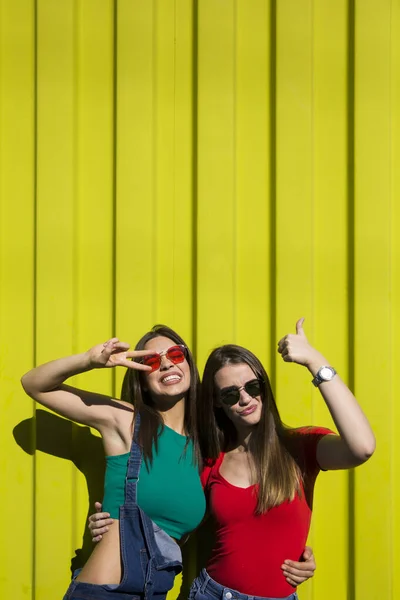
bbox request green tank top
[102,425,206,540]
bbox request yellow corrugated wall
[0,1,398,598]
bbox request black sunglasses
[218,378,264,406]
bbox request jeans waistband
[195,569,298,600]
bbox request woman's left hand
[281,546,316,587]
[277,318,325,368]
[88,501,114,542]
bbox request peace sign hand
[277,318,323,367]
[86,338,152,371]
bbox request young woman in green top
[21,325,206,594]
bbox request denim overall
[189,569,298,600]
[64,414,183,600]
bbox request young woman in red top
[192,318,375,600]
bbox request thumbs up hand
[277,318,325,368]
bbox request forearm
[307,353,375,461]
[21,352,92,396]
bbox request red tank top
[201,427,333,598]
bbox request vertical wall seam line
[347,1,356,596]
[173,0,177,319]
[32,1,38,598]
[71,0,79,553]
[191,0,199,358]
[269,0,277,390]
[111,0,118,396]
[232,0,237,340]
[388,1,393,596]
[152,0,157,322]
[310,0,315,430]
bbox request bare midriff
[75,519,123,584]
[75,519,181,585]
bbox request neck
[232,425,254,451]
[157,397,186,435]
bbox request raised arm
[21,338,151,431]
[277,318,375,470]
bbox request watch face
[320,366,334,381]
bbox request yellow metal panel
[115,0,156,361]
[35,0,76,596]
[73,0,114,571]
[154,0,182,324]
[354,1,392,598]
[311,2,349,598]
[0,1,35,598]
[275,0,314,429]
[172,0,195,346]
[197,0,236,366]
[391,3,400,598]
[235,0,272,368]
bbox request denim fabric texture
[189,569,299,600]
[63,414,182,600]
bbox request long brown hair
[199,344,302,513]
[121,325,201,466]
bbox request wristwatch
[312,366,337,387]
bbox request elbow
[354,435,376,465]
[364,434,376,460]
[21,372,33,396]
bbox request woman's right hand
[86,338,152,371]
[88,502,114,542]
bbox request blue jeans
[189,569,299,600]
[63,414,182,600]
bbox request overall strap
[124,412,142,506]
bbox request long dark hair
[121,325,201,466]
[198,344,302,513]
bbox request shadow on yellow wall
[12,411,216,599]
[13,410,105,574]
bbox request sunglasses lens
[142,355,161,371]
[142,346,185,372]
[167,346,185,364]
[220,379,262,406]
[245,380,262,397]
[220,390,240,406]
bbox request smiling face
[214,362,263,431]
[143,335,191,400]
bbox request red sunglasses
[141,345,187,372]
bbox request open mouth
[160,373,182,385]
